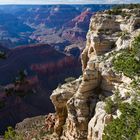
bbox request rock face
[51,78,81,137]
[50,8,140,140]
[0,12,34,47]
[61,10,93,43]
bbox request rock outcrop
[50,8,140,140]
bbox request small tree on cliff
[15,70,27,85]
[0,51,6,59]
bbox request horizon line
[0,3,139,5]
[0,3,119,5]
[0,2,139,5]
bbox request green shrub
[105,9,129,17]
[131,79,140,95]
[113,4,140,10]
[4,127,16,140]
[132,34,140,55]
[136,131,140,140]
[131,79,140,88]
[113,34,140,78]
[113,51,140,77]
[0,51,6,59]
[105,9,122,15]
[4,126,23,140]
[103,100,140,140]
[104,98,115,114]
[116,31,129,38]
[15,70,27,84]
[104,91,121,114]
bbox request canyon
[0,43,81,134]
[0,5,113,134]
[12,6,140,140]
[0,5,111,48]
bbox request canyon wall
[50,8,140,140]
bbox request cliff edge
[50,7,140,140]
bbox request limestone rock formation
[50,8,140,140]
[87,102,113,140]
[50,77,82,137]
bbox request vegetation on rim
[103,34,140,140]
[103,100,140,140]
[113,34,140,78]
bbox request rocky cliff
[50,8,140,140]
[12,7,140,140]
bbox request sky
[0,0,139,4]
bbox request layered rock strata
[50,8,140,140]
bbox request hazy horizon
[0,0,139,5]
